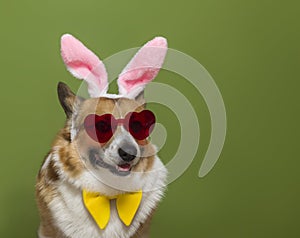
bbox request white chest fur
[45,157,167,238]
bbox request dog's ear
[57,82,83,118]
[61,34,108,98]
[117,37,168,99]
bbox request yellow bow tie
[82,189,143,229]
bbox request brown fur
[36,155,61,237]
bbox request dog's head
[55,34,167,194]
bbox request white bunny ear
[61,34,108,98]
[117,37,168,98]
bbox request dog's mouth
[117,163,132,172]
[88,149,133,176]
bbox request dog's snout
[118,144,137,162]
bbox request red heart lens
[84,110,156,143]
[127,110,156,140]
[84,114,117,143]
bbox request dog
[35,34,168,238]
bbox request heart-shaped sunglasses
[84,110,156,143]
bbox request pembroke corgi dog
[36,34,168,238]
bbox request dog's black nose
[118,145,137,162]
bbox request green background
[0,0,299,237]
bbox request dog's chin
[88,149,135,177]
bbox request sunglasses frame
[84,110,156,144]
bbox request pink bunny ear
[61,34,108,97]
[117,37,168,98]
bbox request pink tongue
[118,163,131,171]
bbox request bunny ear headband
[61,34,168,99]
